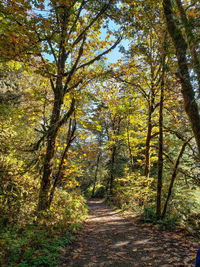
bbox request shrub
[141,206,179,231]
[85,184,106,198]
[0,189,88,266]
[0,224,74,267]
[107,173,155,211]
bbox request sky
[106,39,130,63]
[40,1,130,64]
[101,20,130,63]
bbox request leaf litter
[59,199,199,267]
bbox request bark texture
[175,0,200,96]
[48,119,76,207]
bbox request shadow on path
[59,199,199,267]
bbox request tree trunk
[110,146,116,195]
[126,118,134,173]
[144,109,152,178]
[145,58,155,178]
[38,94,63,211]
[156,90,164,219]
[48,119,76,207]
[156,71,164,216]
[161,139,190,218]
[92,152,101,197]
[163,0,200,157]
[156,35,167,220]
[175,0,200,96]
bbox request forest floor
[59,199,199,267]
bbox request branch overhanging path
[59,199,198,267]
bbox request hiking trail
[59,199,198,267]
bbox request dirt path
[60,199,199,266]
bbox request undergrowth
[85,184,106,198]
[0,190,88,267]
[0,225,74,267]
[141,206,180,231]
[104,173,200,235]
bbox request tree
[156,34,167,219]
[163,0,200,157]
[0,0,122,211]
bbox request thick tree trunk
[161,139,190,218]
[48,119,76,207]
[163,0,200,157]
[175,0,200,96]
[38,94,63,211]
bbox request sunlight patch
[112,241,130,248]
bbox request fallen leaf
[152,253,160,258]
[181,243,191,248]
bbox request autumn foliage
[1,0,200,265]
